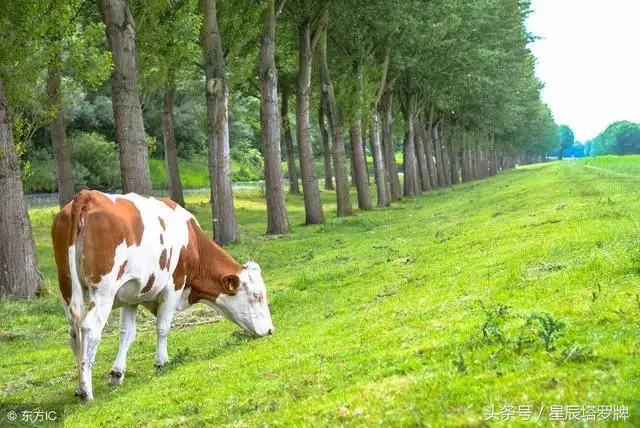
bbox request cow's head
[212,262,274,337]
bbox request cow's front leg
[109,305,137,386]
[154,292,178,371]
[78,291,115,401]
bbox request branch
[276,0,287,17]
[310,0,329,52]
[373,48,390,110]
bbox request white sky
[526,0,640,142]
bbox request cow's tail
[67,191,92,380]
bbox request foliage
[5,160,640,425]
[68,132,122,191]
[587,121,640,156]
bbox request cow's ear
[221,274,240,293]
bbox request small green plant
[480,303,511,345]
[531,313,566,352]
[453,353,468,374]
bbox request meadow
[1,160,639,426]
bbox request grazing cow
[51,190,274,401]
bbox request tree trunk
[200,0,238,244]
[370,109,389,207]
[0,79,43,298]
[381,90,401,201]
[413,115,431,191]
[280,85,299,194]
[163,85,185,207]
[441,123,452,186]
[260,0,289,235]
[432,118,447,187]
[449,119,460,185]
[97,0,152,195]
[349,61,372,210]
[318,29,352,217]
[46,65,74,208]
[296,21,324,224]
[402,92,421,197]
[319,102,333,190]
[423,110,438,190]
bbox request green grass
[149,156,263,190]
[579,155,640,178]
[2,160,640,426]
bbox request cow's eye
[252,292,263,302]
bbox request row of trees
[586,121,640,156]
[0,0,556,298]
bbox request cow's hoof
[109,369,124,386]
[75,389,93,402]
[154,363,165,373]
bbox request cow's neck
[185,219,241,304]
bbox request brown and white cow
[52,190,274,401]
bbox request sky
[526,0,640,142]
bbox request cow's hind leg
[109,305,137,386]
[78,289,115,401]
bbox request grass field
[579,155,640,178]
[2,160,639,426]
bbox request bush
[22,148,57,193]
[69,132,121,191]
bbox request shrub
[69,132,121,191]
[22,147,57,193]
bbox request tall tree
[285,0,327,224]
[280,83,299,194]
[0,80,43,298]
[318,28,353,217]
[556,125,575,160]
[349,61,372,210]
[200,0,238,244]
[46,61,74,207]
[97,0,153,195]
[259,0,289,235]
[381,89,401,201]
[318,101,334,190]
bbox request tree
[132,0,202,207]
[556,125,574,160]
[200,0,238,244]
[283,0,327,224]
[0,80,44,298]
[97,0,153,195]
[318,28,353,217]
[259,0,289,235]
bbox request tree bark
[423,108,438,190]
[370,109,389,207]
[381,90,401,201]
[46,64,74,208]
[97,0,152,195]
[449,119,460,185]
[413,115,431,191]
[432,117,447,187]
[349,61,372,210]
[296,21,324,224]
[318,29,352,217]
[163,85,185,207]
[0,79,43,298]
[318,101,333,190]
[260,0,289,235]
[441,123,452,186]
[280,85,299,194]
[401,92,421,197]
[200,0,238,244]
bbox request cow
[51,190,274,401]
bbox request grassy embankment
[1,159,639,426]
